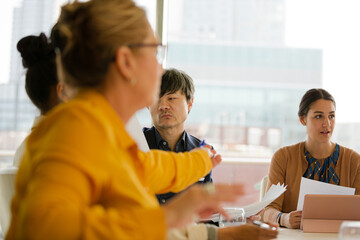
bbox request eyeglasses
[127,43,166,65]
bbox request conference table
[276,228,337,239]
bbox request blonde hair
[51,0,148,87]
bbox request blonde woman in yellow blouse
[6,0,247,239]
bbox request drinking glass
[218,207,246,227]
[338,221,360,240]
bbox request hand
[281,211,302,229]
[210,147,222,168]
[248,209,264,222]
[218,223,278,240]
[249,214,261,222]
[162,184,244,228]
[195,145,222,168]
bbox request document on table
[296,177,355,211]
[203,183,287,221]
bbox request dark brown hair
[298,88,336,117]
[160,68,195,102]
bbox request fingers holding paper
[192,144,223,168]
[162,183,245,228]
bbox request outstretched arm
[139,148,215,194]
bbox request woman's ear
[113,47,135,84]
[56,83,68,102]
[299,116,306,126]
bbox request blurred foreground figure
[6,0,244,239]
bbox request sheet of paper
[296,177,355,210]
[203,182,287,221]
[243,182,287,217]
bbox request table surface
[277,228,338,240]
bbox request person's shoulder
[338,144,360,160]
[337,144,360,173]
[272,141,304,162]
[142,126,155,134]
[274,141,304,154]
[142,126,158,149]
[52,90,124,127]
[47,100,99,127]
[33,99,115,144]
[188,133,201,144]
[186,132,202,148]
[142,126,156,139]
[338,144,358,154]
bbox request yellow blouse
[6,90,212,240]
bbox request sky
[285,0,360,122]
[1,0,360,122]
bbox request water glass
[218,207,246,227]
[338,221,360,240]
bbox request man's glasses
[127,43,166,65]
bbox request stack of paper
[204,183,287,221]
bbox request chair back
[0,167,17,235]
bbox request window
[139,0,360,206]
[2,0,360,167]
[0,0,157,168]
[137,0,360,160]
[0,0,67,168]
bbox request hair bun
[17,33,55,68]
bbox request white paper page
[296,177,355,210]
[203,183,287,221]
[243,183,287,217]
